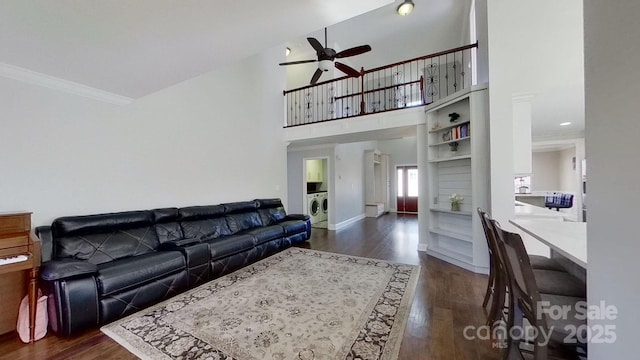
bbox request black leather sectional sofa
[36,199,310,336]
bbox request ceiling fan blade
[307,37,325,55]
[278,59,317,66]
[310,68,323,85]
[335,62,361,77]
[335,45,372,59]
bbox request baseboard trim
[0,62,134,105]
[329,213,365,231]
[424,248,489,275]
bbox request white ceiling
[284,0,471,88]
[1,0,584,139]
[0,0,392,98]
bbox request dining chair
[477,209,586,327]
[490,219,587,360]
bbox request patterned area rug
[101,247,420,360]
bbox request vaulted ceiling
[0,0,392,98]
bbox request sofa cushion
[279,220,308,236]
[226,212,263,233]
[56,226,160,265]
[96,251,185,296]
[222,201,258,214]
[179,205,226,221]
[204,234,255,261]
[152,208,183,243]
[246,225,285,245]
[52,211,154,238]
[257,208,287,226]
[181,218,232,240]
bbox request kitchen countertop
[510,218,587,268]
[514,201,570,220]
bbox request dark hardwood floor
[0,213,499,360]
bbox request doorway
[397,165,418,213]
[303,157,329,229]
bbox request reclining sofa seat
[179,199,311,278]
[36,198,310,337]
[37,211,189,336]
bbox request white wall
[558,147,577,193]
[531,151,560,191]
[585,1,640,358]
[376,136,418,211]
[487,0,583,226]
[284,1,472,91]
[334,141,377,224]
[474,0,489,85]
[531,149,579,193]
[0,46,287,226]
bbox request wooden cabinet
[306,159,324,183]
[421,86,490,274]
[0,212,40,340]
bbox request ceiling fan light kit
[397,0,415,16]
[319,60,332,72]
[278,28,371,85]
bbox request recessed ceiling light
[560,122,571,126]
[397,0,415,16]
[285,47,291,57]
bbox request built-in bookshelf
[420,86,490,274]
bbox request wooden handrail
[364,42,478,73]
[283,42,477,127]
[282,42,478,95]
[334,79,422,101]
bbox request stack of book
[443,123,470,141]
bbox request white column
[512,94,534,175]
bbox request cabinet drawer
[0,214,31,235]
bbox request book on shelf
[439,123,471,143]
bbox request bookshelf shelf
[429,136,471,147]
[430,208,472,216]
[428,120,471,133]
[429,227,473,243]
[420,85,490,274]
[428,155,471,163]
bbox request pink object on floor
[16,292,48,343]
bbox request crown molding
[532,131,585,143]
[0,62,133,105]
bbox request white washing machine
[318,192,328,222]
[307,193,322,224]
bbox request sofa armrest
[159,239,210,287]
[285,214,310,221]
[158,237,200,250]
[36,226,54,262]
[41,259,98,281]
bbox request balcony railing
[283,42,478,127]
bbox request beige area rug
[101,247,420,360]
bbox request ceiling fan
[279,28,372,85]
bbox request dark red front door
[397,166,418,213]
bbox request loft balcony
[283,42,478,128]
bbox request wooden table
[0,212,41,342]
[509,218,587,268]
